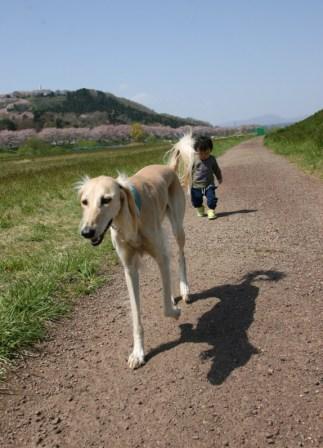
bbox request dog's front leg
[123,263,145,369]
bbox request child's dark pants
[191,185,218,210]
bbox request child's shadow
[216,209,257,219]
[147,270,285,385]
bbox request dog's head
[77,175,138,246]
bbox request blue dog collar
[128,184,142,214]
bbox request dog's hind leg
[153,234,181,319]
[121,252,145,369]
[167,185,190,303]
[176,229,190,303]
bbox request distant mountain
[220,114,306,128]
[0,88,211,131]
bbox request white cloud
[118,83,129,92]
[131,92,151,105]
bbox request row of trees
[0,123,236,150]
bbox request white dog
[77,133,195,368]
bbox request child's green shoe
[196,206,206,217]
[207,209,217,220]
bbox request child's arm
[212,158,223,184]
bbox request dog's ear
[118,186,139,240]
[75,175,90,198]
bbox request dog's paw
[128,350,145,369]
[182,294,190,304]
[180,283,189,300]
[165,306,181,320]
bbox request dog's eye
[81,199,88,206]
[101,196,111,206]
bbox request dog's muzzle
[81,219,113,246]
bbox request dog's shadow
[147,270,285,385]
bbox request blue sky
[1,0,323,124]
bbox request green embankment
[265,110,323,177]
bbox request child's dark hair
[193,135,213,152]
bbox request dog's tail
[166,129,195,189]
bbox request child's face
[197,149,211,161]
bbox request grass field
[264,110,323,178]
[0,135,250,372]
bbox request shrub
[0,118,17,131]
[131,122,146,142]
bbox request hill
[0,88,210,131]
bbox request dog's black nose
[81,227,95,239]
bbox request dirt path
[1,138,322,448]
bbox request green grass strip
[264,137,323,178]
